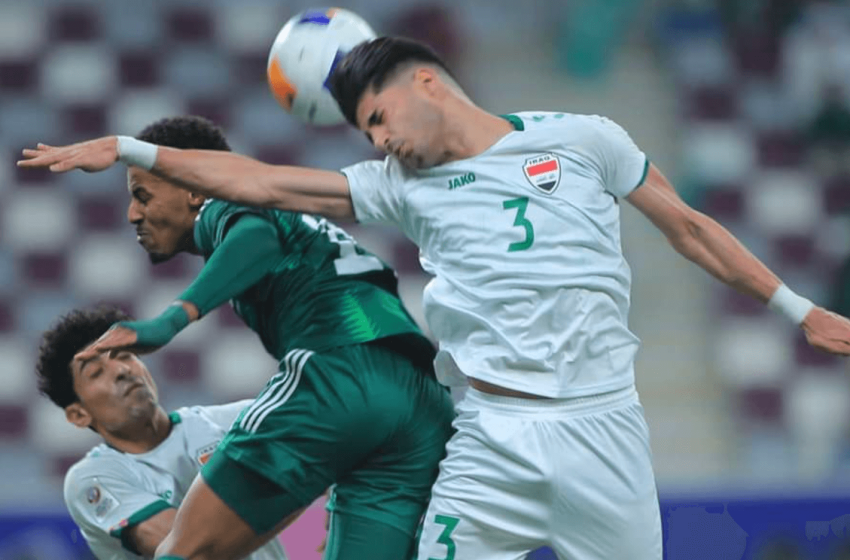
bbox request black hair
[328,36,454,127]
[136,115,231,151]
[36,306,132,408]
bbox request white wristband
[767,284,815,325]
[116,136,158,171]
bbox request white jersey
[64,401,288,560]
[343,112,648,398]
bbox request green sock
[157,556,186,560]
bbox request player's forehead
[127,167,176,195]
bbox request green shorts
[202,339,455,544]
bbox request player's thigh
[155,474,272,560]
[550,400,662,560]
[415,424,545,560]
[323,510,415,560]
[330,344,455,539]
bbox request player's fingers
[73,344,102,363]
[49,155,82,173]
[17,148,64,167]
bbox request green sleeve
[179,215,284,317]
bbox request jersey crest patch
[195,441,219,466]
[522,154,561,194]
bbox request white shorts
[416,385,663,560]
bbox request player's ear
[187,191,205,212]
[414,67,436,87]
[414,67,441,97]
[65,402,93,429]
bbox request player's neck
[441,100,515,163]
[101,407,174,454]
[180,226,201,256]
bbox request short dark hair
[36,306,132,408]
[136,115,231,151]
[328,36,453,127]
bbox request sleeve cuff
[628,158,650,195]
[109,499,173,554]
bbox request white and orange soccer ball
[267,8,376,126]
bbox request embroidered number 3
[428,515,460,560]
[503,196,534,252]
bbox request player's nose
[127,200,143,224]
[372,131,390,152]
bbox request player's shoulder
[197,197,246,221]
[510,111,623,135]
[170,404,213,426]
[345,156,413,184]
[63,444,128,496]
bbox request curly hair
[136,115,231,151]
[328,36,454,127]
[36,306,132,408]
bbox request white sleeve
[64,459,173,556]
[340,158,405,225]
[578,115,648,198]
[194,399,253,430]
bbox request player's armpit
[124,507,177,557]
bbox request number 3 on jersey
[503,197,534,252]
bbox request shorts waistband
[462,384,638,417]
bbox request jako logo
[448,172,476,190]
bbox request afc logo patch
[522,154,561,194]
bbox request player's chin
[147,251,175,265]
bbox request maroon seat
[739,386,785,423]
[77,195,123,231]
[0,404,28,439]
[167,7,215,44]
[118,51,160,88]
[48,5,100,43]
[161,349,201,384]
[21,252,67,287]
[755,130,805,168]
[687,86,738,121]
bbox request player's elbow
[230,177,278,209]
[665,211,706,260]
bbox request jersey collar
[500,114,525,131]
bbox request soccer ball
[267,8,376,126]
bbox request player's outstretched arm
[17,135,355,220]
[627,163,850,356]
[75,215,282,362]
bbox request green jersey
[193,199,425,359]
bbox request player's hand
[16,136,119,173]
[801,307,850,356]
[74,324,146,364]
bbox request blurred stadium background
[2,0,850,558]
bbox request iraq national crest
[523,154,561,194]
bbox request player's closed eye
[132,189,151,204]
